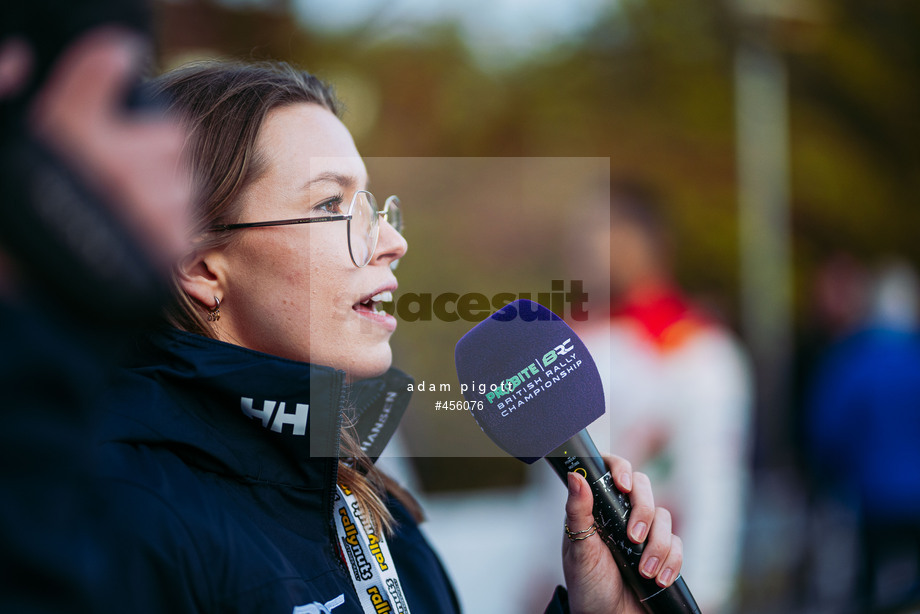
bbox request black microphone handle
[545,430,701,614]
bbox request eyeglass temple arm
[210,215,350,232]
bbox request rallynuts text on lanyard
[334,484,412,614]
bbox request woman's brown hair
[151,60,420,533]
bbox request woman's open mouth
[353,290,397,331]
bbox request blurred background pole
[733,3,824,610]
[733,0,795,469]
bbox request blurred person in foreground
[0,1,191,611]
[578,179,753,613]
[807,260,920,612]
[93,61,685,614]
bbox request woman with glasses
[97,61,683,614]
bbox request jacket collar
[102,326,414,489]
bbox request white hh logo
[293,594,345,614]
[240,397,309,436]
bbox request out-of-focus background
[152,1,920,612]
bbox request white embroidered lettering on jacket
[240,397,309,436]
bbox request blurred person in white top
[575,179,753,614]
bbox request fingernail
[567,472,580,496]
[631,521,647,542]
[642,556,659,578]
[620,472,632,491]
[659,568,673,586]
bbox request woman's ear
[177,248,225,310]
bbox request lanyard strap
[334,484,412,614]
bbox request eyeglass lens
[348,191,402,267]
[350,191,376,266]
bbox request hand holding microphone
[455,299,700,613]
[564,455,684,614]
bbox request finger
[639,506,672,580]
[656,534,683,588]
[0,37,33,99]
[602,454,633,492]
[627,471,654,543]
[564,472,596,537]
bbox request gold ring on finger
[564,522,598,542]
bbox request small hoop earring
[207,296,221,322]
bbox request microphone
[455,299,700,614]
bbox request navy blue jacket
[96,327,461,613]
[0,299,113,614]
[807,327,920,521]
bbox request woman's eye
[315,195,345,215]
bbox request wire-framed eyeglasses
[210,190,402,268]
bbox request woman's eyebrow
[300,171,359,191]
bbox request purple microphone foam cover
[454,299,605,463]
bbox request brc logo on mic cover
[481,338,583,417]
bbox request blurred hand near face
[27,27,192,270]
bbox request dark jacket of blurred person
[1,2,188,612]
